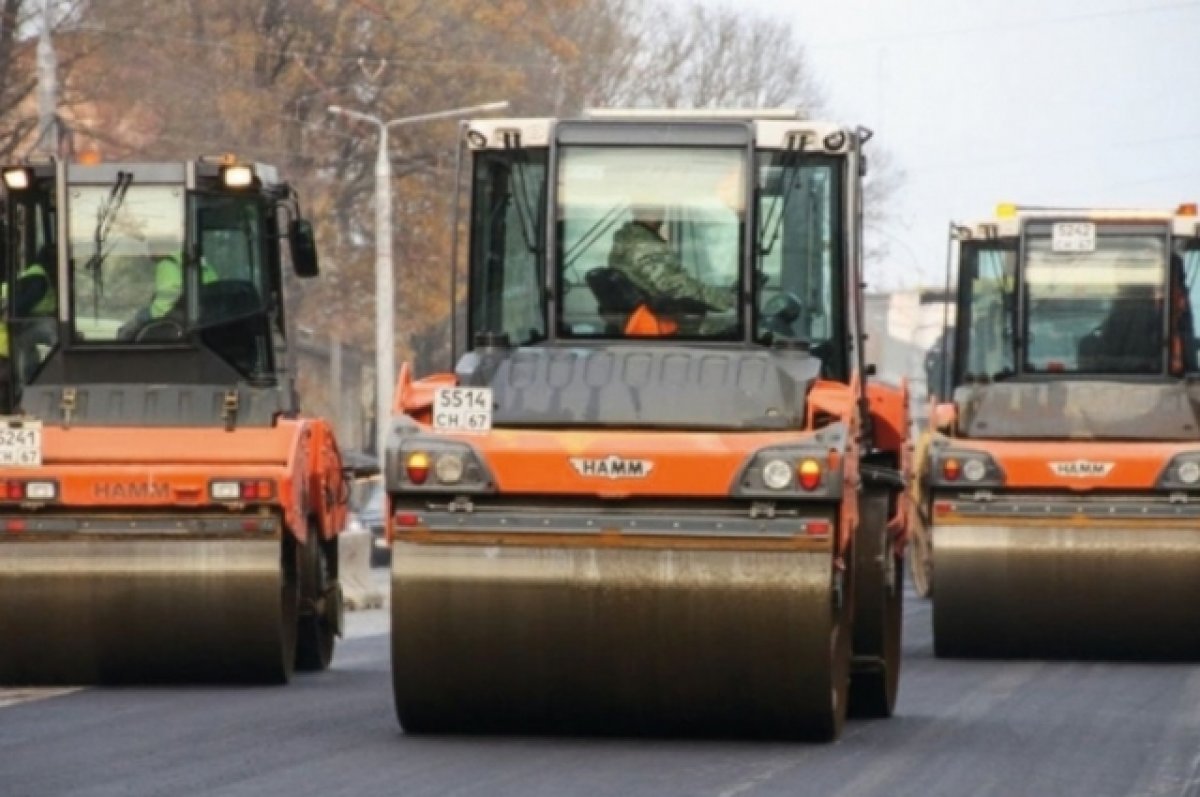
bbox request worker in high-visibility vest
[118,254,218,341]
[0,250,58,401]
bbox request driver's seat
[585,268,709,336]
[586,267,650,334]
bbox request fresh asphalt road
[2,571,1198,797]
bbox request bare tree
[612,3,824,112]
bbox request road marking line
[0,688,82,709]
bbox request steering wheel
[133,318,186,343]
[761,291,803,339]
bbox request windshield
[755,153,843,376]
[66,182,272,378]
[1025,224,1167,374]
[557,146,743,340]
[69,182,184,343]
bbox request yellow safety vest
[151,255,218,318]
[0,282,7,359]
[0,264,56,358]
[23,263,56,316]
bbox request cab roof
[955,203,1200,239]
[465,112,863,155]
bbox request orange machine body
[0,420,346,544]
[391,363,883,558]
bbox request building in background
[863,287,956,426]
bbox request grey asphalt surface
[2,578,1199,797]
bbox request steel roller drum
[933,523,1200,659]
[0,537,291,684]
[392,541,849,739]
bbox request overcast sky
[707,0,1200,288]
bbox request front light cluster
[1158,454,1200,490]
[758,456,824,491]
[0,479,58,502]
[405,451,469,486]
[735,446,836,497]
[392,440,493,493]
[933,449,1004,487]
[209,479,275,502]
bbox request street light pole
[374,121,394,469]
[328,100,508,466]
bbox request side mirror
[289,219,319,278]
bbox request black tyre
[295,528,338,672]
[849,491,904,718]
[276,537,300,684]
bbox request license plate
[1052,222,1095,253]
[0,419,42,467]
[432,387,493,433]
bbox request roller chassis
[0,156,347,684]
[385,111,911,740]
[924,204,1200,659]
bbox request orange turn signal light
[798,459,822,491]
[406,452,430,485]
[942,458,961,481]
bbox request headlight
[435,453,465,484]
[761,459,793,490]
[1179,461,1200,485]
[24,481,57,500]
[962,459,987,482]
[221,164,255,188]
[211,480,241,500]
[3,168,30,190]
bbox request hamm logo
[570,456,654,479]
[1049,460,1114,478]
[93,481,171,500]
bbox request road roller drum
[933,523,1200,660]
[392,541,852,739]
[0,533,295,684]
